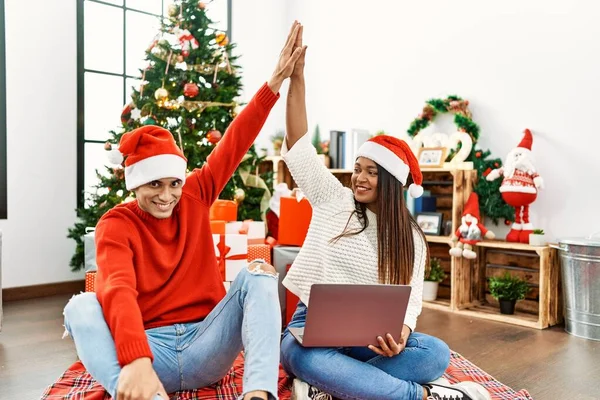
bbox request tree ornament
[143,116,157,125]
[198,1,206,9]
[154,87,169,101]
[505,219,512,226]
[103,141,112,151]
[215,33,229,47]
[486,129,544,243]
[121,103,133,124]
[168,4,179,17]
[234,188,245,203]
[475,151,482,158]
[183,82,199,98]
[207,129,222,144]
[178,29,199,57]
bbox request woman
[279,25,491,400]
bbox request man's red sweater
[95,83,279,366]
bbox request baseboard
[2,280,85,302]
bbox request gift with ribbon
[226,219,266,245]
[278,191,313,247]
[213,233,248,281]
[210,200,238,222]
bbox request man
[63,22,305,400]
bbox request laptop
[288,284,412,347]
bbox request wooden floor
[1,295,600,400]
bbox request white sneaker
[424,377,492,400]
[291,378,332,400]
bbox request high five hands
[268,21,308,93]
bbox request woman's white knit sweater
[281,134,427,331]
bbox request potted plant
[423,258,447,301]
[311,125,330,167]
[529,229,547,246]
[271,130,284,156]
[488,272,530,315]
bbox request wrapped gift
[210,200,238,222]
[226,220,266,244]
[285,264,300,326]
[85,271,97,292]
[248,244,271,264]
[213,233,248,281]
[84,227,97,272]
[278,196,312,246]
[210,220,226,235]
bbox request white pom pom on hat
[106,146,124,165]
[355,135,424,198]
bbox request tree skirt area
[41,351,533,400]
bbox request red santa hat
[355,135,424,198]
[107,126,188,190]
[463,192,481,221]
[517,128,533,151]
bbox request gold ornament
[154,87,169,101]
[215,33,229,47]
[198,1,206,9]
[167,4,179,17]
[234,188,245,203]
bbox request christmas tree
[68,0,272,271]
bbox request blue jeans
[64,267,282,400]
[280,302,450,400]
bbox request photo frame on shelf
[418,147,447,168]
[416,212,443,235]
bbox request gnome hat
[107,126,188,190]
[463,192,481,221]
[517,129,533,151]
[355,135,424,198]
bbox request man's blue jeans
[64,267,282,399]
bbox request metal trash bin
[553,234,600,341]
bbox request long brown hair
[332,164,429,285]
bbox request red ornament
[483,167,492,177]
[183,82,199,98]
[494,162,499,168]
[504,219,512,226]
[475,151,482,158]
[120,103,132,124]
[207,129,222,144]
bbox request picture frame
[417,147,448,168]
[416,212,443,236]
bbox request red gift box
[210,200,238,222]
[210,220,226,235]
[248,244,271,264]
[85,271,96,293]
[278,197,312,247]
[285,264,300,326]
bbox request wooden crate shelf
[453,241,563,329]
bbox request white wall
[232,0,289,153]
[0,0,83,288]
[248,0,600,241]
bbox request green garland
[406,96,514,225]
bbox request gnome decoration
[486,129,544,243]
[450,193,495,259]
